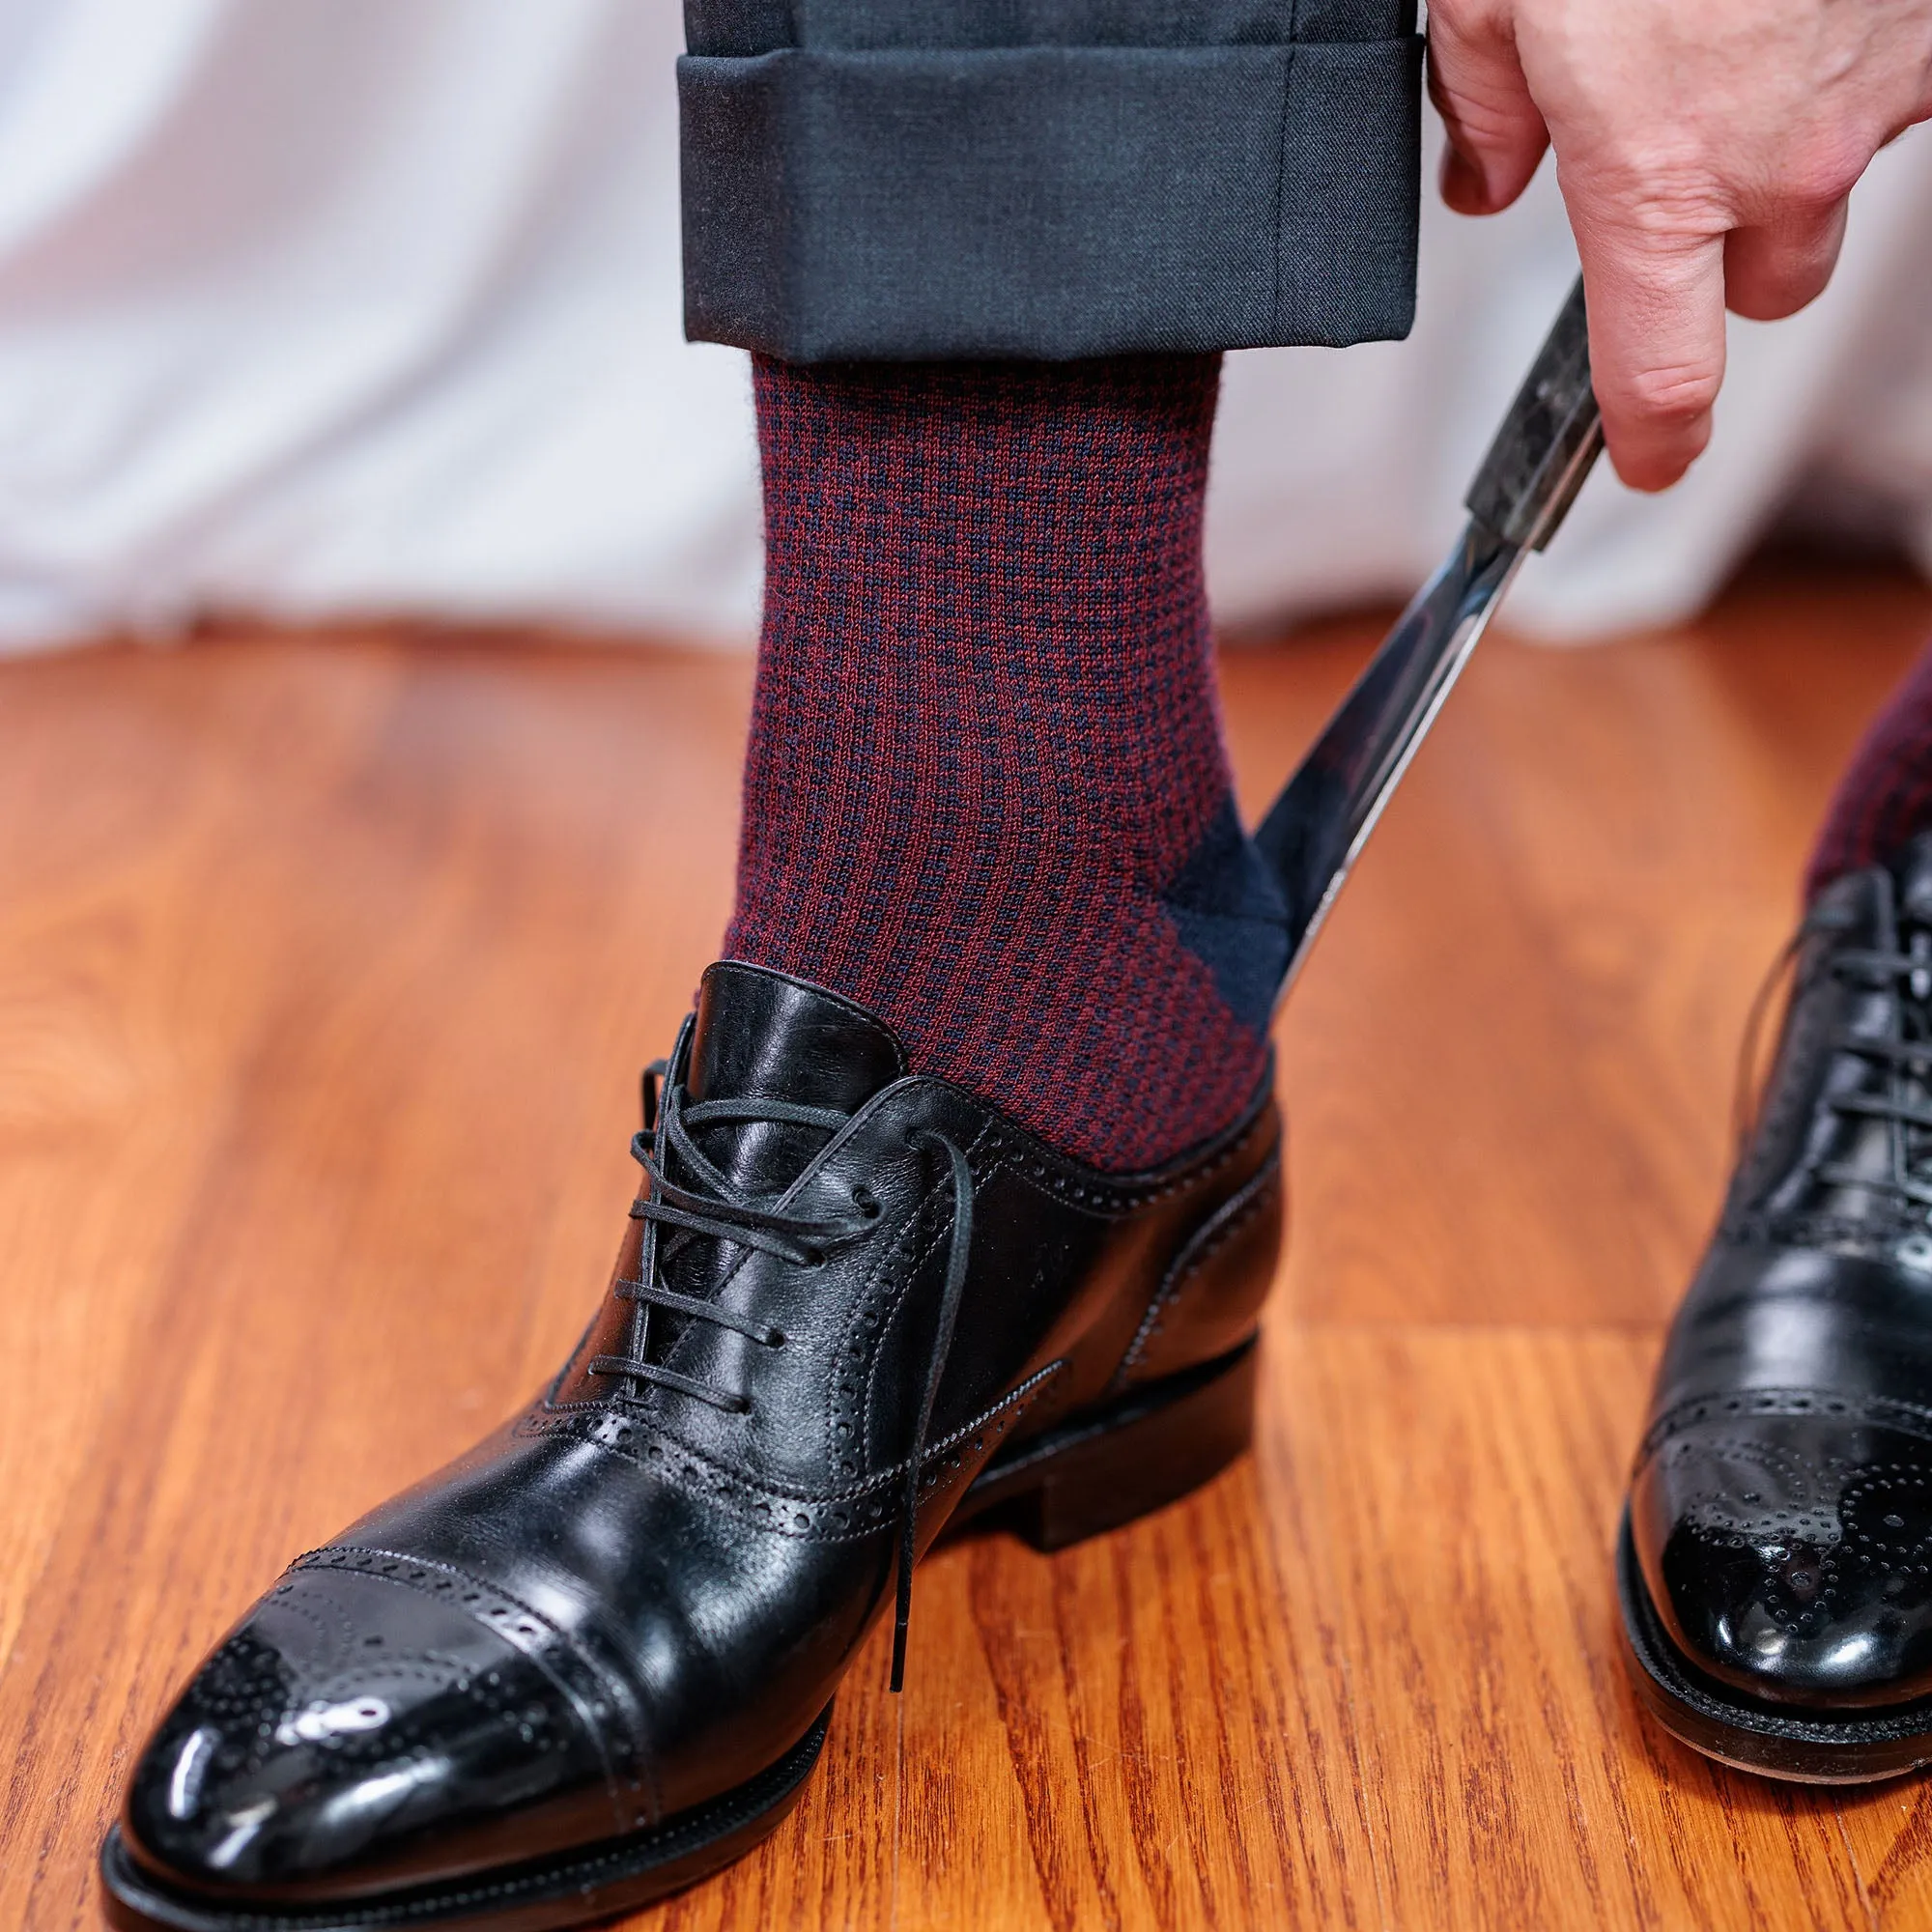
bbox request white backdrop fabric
[0,0,1927,655]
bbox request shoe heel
[967,1338,1258,1553]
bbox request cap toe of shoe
[122,1557,620,1902]
[1631,1409,1932,1711]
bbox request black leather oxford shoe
[102,962,1282,1928]
[1620,836,1932,1780]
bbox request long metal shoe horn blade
[1254,274,1604,1009]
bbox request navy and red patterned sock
[1809,637,1932,897]
[724,355,1287,1172]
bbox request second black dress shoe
[101,962,1282,1928]
[1620,836,1932,1779]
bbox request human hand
[1428,0,1932,490]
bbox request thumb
[1428,6,1550,214]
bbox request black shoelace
[1816,926,1932,1209]
[588,1064,975,1690]
[891,1128,975,1691]
[1739,905,1932,1212]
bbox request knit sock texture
[1809,635,1932,896]
[724,355,1288,1173]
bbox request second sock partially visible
[1810,634,1932,897]
[725,354,1286,1173]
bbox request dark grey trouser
[679,1,1422,362]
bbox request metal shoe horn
[1255,273,1604,1006]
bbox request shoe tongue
[1895,834,1932,927]
[684,963,905,1197]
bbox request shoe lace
[1739,900,1932,1214]
[587,1062,976,1691]
[1818,924,1932,1210]
[891,1128,975,1692]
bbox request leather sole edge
[1614,1512,1932,1783]
[98,1705,832,1932]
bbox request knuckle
[1580,149,1727,237]
[1779,142,1863,215]
[1441,93,1534,148]
[1613,361,1721,426]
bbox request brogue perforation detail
[1720,1210,1926,1255]
[1840,1466,1932,1578]
[288,1548,651,1822]
[516,1363,1065,1545]
[1111,1150,1281,1392]
[1635,1386,1932,1470]
[964,1092,1268,1217]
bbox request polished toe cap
[1631,1399,1932,1710]
[123,1556,624,1902]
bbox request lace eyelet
[763,1328,787,1349]
[853,1186,881,1221]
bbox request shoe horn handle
[1463,274,1603,550]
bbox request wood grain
[2,557,1930,1929]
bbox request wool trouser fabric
[1809,638,1932,897]
[724,355,1289,1172]
[679,0,1422,361]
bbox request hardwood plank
[890,1455,1382,1929]
[1836,1778,1932,1930]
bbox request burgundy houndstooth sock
[1809,636,1932,897]
[724,355,1288,1172]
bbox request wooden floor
[7,557,1932,1930]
